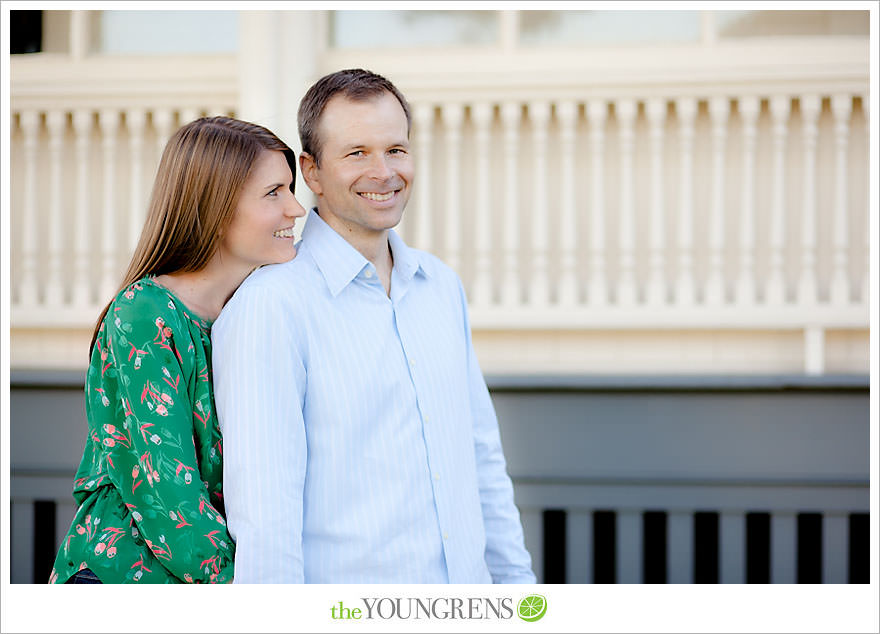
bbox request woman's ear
[299,152,322,196]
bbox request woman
[49,116,306,583]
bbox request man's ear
[299,152,322,196]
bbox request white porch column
[765,96,790,305]
[645,98,667,306]
[18,110,40,307]
[829,94,852,305]
[98,109,121,302]
[45,110,66,308]
[470,102,494,307]
[528,100,551,307]
[705,97,729,305]
[674,97,697,306]
[71,109,93,308]
[500,102,522,307]
[587,99,608,307]
[127,107,147,253]
[442,103,464,273]
[413,103,434,252]
[557,100,579,307]
[616,99,637,306]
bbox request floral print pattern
[50,278,234,583]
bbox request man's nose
[367,154,394,181]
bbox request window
[715,10,869,38]
[518,10,702,46]
[97,10,238,54]
[330,10,498,48]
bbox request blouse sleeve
[104,288,234,583]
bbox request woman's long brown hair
[89,116,296,352]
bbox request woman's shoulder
[104,277,195,336]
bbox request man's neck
[316,209,394,295]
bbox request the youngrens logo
[329,595,547,622]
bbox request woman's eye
[267,187,280,197]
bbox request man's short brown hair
[297,68,412,165]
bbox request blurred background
[7,8,871,584]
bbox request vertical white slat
[765,96,790,305]
[528,100,551,307]
[441,103,464,273]
[587,99,608,307]
[645,98,667,306]
[520,509,544,584]
[616,509,642,583]
[11,501,35,583]
[179,107,200,125]
[798,95,821,306]
[771,511,797,583]
[71,109,92,308]
[45,110,67,308]
[470,102,493,307]
[675,97,698,306]
[500,102,522,307]
[667,510,694,583]
[18,110,41,307]
[566,509,592,584]
[98,108,121,302]
[153,107,175,166]
[860,94,869,305]
[822,513,848,584]
[705,97,729,305]
[616,99,637,306]
[127,107,148,254]
[720,510,745,583]
[829,94,852,304]
[556,100,579,306]
[413,103,434,252]
[69,10,89,59]
[736,96,760,305]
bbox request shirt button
[434,473,440,481]
[443,533,449,540]
[424,415,430,423]
[364,269,374,278]
[410,359,415,367]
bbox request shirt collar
[301,209,431,297]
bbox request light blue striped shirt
[212,211,535,584]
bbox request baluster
[765,96,790,305]
[557,100,579,306]
[616,509,642,583]
[442,103,464,273]
[413,103,434,252]
[674,97,697,305]
[822,513,848,584]
[771,511,796,583]
[587,99,608,307]
[668,510,694,583]
[18,111,40,307]
[566,509,592,583]
[645,98,667,305]
[45,110,67,307]
[706,97,729,305]
[98,108,121,301]
[720,510,745,584]
[616,99,637,306]
[71,109,93,308]
[736,96,760,305]
[861,94,869,305]
[153,107,175,165]
[127,108,148,254]
[470,102,493,307]
[829,95,852,304]
[500,102,522,307]
[529,100,551,307]
[798,95,821,305]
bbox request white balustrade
[10,87,869,373]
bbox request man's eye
[348,150,364,157]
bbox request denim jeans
[66,568,102,584]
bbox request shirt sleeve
[106,291,234,583]
[211,282,308,583]
[457,280,537,584]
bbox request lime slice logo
[517,594,547,622]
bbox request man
[212,69,535,584]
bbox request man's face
[301,92,413,242]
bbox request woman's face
[219,150,306,273]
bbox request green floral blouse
[50,278,234,584]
